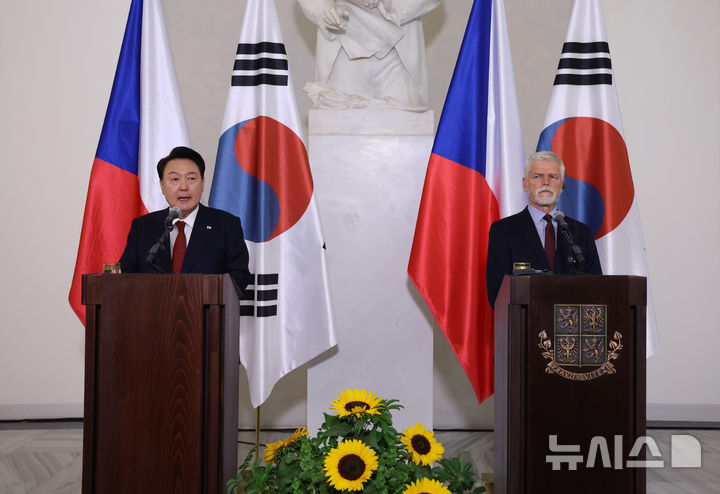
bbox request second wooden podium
[494,274,646,494]
[82,273,240,494]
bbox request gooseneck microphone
[553,210,569,231]
[553,211,585,271]
[146,207,182,272]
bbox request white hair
[525,151,565,179]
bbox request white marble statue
[298,0,442,111]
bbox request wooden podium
[81,274,240,494]
[494,274,646,494]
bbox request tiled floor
[1,424,718,493]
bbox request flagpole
[254,406,260,463]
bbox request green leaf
[326,421,354,437]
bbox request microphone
[164,206,182,225]
[553,211,585,271]
[553,210,569,230]
[146,207,182,272]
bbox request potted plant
[228,388,485,494]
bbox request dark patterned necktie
[172,221,186,273]
[544,214,555,271]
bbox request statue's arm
[297,0,333,23]
[298,0,349,39]
[389,0,442,25]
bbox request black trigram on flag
[232,42,288,87]
[240,273,278,318]
[554,41,612,86]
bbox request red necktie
[172,221,186,273]
[544,214,555,271]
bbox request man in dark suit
[119,146,251,294]
[486,151,602,307]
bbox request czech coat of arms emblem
[538,304,623,381]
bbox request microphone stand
[554,212,585,273]
[558,226,585,273]
[145,221,174,273]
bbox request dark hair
[157,146,206,179]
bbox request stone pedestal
[306,109,435,432]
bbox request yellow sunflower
[401,423,445,466]
[402,478,452,494]
[286,426,308,445]
[263,437,285,463]
[331,388,383,417]
[263,427,308,462]
[323,439,378,491]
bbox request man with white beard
[486,151,602,307]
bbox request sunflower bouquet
[228,388,485,494]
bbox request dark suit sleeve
[225,216,251,294]
[118,219,140,273]
[486,221,511,308]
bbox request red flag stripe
[68,158,147,324]
[409,153,499,402]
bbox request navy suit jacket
[119,204,251,294]
[486,207,602,307]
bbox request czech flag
[69,0,190,324]
[536,0,659,356]
[408,0,526,404]
[209,0,336,408]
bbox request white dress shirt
[527,204,558,249]
[169,205,199,254]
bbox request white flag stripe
[485,0,526,219]
[138,0,191,213]
[559,52,610,59]
[234,54,288,60]
[232,69,289,76]
[556,68,613,75]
